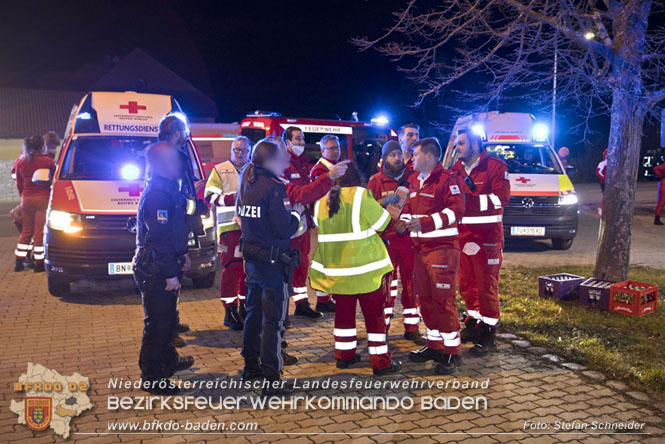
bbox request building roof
[0,88,83,139]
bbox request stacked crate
[609,281,659,316]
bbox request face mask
[290,145,305,156]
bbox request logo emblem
[521,197,535,208]
[515,176,531,184]
[118,184,144,197]
[157,210,168,224]
[25,397,52,432]
[119,101,146,114]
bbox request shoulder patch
[157,209,168,224]
[504,171,510,180]
[283,198,292,211]
[450,184,461,195]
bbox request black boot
[262,378,294,397]
[294,301,323,319]
[241,357,263,380]
[173,335,186,348]
[33,261,45,273]
[176,323,190,333]
[460,316,480,343]
[239,301,247,321]
[336,355,361,369]
[470,322,497,356]
[174,355,195,372]
[403,330,426,346]
[373,360,402,376]
[14,257,24,272]
[224,305,244,330]
[315,300,336,313]
[434,354,463,375]
[655,216,664,226]
[282,349,298,366]
[408,346,444,363]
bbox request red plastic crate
[609,280,658,316]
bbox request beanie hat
[381,140,401,161]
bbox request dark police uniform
[237,166,301,380]
[134,174,189,383]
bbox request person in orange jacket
[450,128,510,356]
[14,135,56,273]
[367,140,424,345]
[397,137,466,375]
[654,161,665,226]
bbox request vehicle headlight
[201,212,215,230]
[558,194,579,205]
[48,210,83,233]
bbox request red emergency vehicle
[45,91,218,296]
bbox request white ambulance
[45,91,218,296]
[443,111,579,250]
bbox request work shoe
[284,319,294,329]
[434,354,463,375]
[224,305,244,331]
[176,323,190,333]
[470,322,498,356]
[281,340,288,349]
[373,360,402,377]
[143,378,180,396]
[241,358,263,380]
[408,346,444,363]
[173,335,186,348]
[294,301,323,319]
[14,257,24,272]
[262,379,294,397]
[460,317,480,343]
[404,330,426,346]
[174,355,195,372]
[315,300,336,313]
[282,350,298,366]
[655,216,664,226]
[239,302,247,321]
[33,262,45,273]
[336,355,361,369]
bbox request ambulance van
[443,111,579,250]
[45,91,218,296]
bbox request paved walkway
[0,237,664,443]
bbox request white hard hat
[32,168,52,186]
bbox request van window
[240,128,266,144]
[486,144,563,174]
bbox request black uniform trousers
[242,260,289,380]
[139,277,180,381]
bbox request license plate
[108,262,133,275]
[511,226,546,236]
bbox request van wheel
[552,238,574,250]
[192,272,215,289]
[48,277,71,296]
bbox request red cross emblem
[515,176,531,184]
[118,183,144,197]
[119,101,147,114]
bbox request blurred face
[399,126,419,154]
[286,130,305,151]
[263,150,290,177]
[412,145,433,173]
[321,138,341,162]
[230,140,250,166]
[45,142,58,157]
[384,149,404,172]
[455,133,479,163]
[377,133,389,145]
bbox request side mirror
[566,165,578,179]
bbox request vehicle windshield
[59,136,203,181]
[240,128,267,144]
[486,144,563,174]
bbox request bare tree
[355,0,665,281]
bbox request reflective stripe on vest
[316,188,390,243]
[311,256,392,277]
[460,215,503,224]
[186,199,196,215]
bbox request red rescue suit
[655,163,665,217]
[282,150,334,305]
[367,166,420,332]
[451,151,510,327]
[14,153,55,262]
[400,163,465,355]
[310,157,336,182]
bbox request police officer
[134,141,195,395]
[236,139,303,395]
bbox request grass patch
[491,265,665,394]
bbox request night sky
[1,0,660,173]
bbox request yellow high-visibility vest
[309,186,393,295]
[204,161,241,235]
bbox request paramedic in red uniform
[281,127,348,318]
[450,129,510,355]
[398,123,420,172]
[309,134,342,311]
[397,137,465,374]
[14,135,55,273]
[367,140,425,345]
[654,161,665,226]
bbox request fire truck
[239,111,397,175]
[443,111,579,250]
[44,91,218,296]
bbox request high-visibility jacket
[309,186,393,295]
[450,150,510,244]
[204,160,242,235]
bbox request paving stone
[581,370,605,381]
[561,362,585,371]
[542,354,563,363]
[605,380,629,391]
[511,340,531,348]
[496,333,518,340]
[625,391,650,402]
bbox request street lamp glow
[371,115,390,126]
[584,31,595,40]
